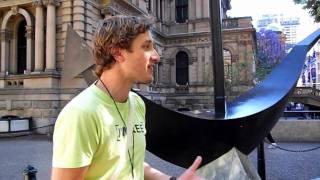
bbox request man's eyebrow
[143,40,153,44]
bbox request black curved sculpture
[63,1,320,170]
[141,1,320,168]
[143,30,320,168]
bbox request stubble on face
[127,31,159,85]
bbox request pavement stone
[0,135,319,180]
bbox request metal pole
[257,143,266,180]
[209,0,226,117]
[23,165,37,180]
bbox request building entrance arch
[1,7,33,74]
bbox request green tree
[294,0,320,22]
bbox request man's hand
[178,156,203,180]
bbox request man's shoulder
[65,86,100,110]
[129,91,144,103]
[129,91,140,98]
[129,91,145,113]
[56,86,101,126]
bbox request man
[52,15,202,180]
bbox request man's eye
[143,45,151,49]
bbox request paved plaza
[0,135,319,180]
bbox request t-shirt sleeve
[134,94,146,120]
[52,106,100,168]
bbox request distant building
[256,13,300,50]
[297,50,320,89]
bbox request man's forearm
[144,162,173,180]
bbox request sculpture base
[197,148,261,180]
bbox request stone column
[73,0,85,38]
[45,0,59,72]
[195,0,202,19]
[25,26,33,73]
[170,0,175,22]
[189,57,197,84]
[1,30,10,75]
[33,0,44,72]
[188,0,194,20]
[204,46,210,83]
[197,47,204,84]
[203,0,209,18]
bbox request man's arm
[144,162,171,180]
[144,156,202,180]
[51,166,88,180]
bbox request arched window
[176,0,188,23]
[176,51,189,85]
[17,20,27,74]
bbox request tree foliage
[294,0,320,22]
[255,29,286,81]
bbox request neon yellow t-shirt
[52,84,146,180]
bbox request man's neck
[97,71,132,103]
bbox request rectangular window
[155,0,163,20]
[146,0,151,12]
[160,0,163,20]
[176,0,188,23]
[156,0,159,17]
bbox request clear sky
[228,0,308,20]
[227,0,320,41]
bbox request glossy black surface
[139,29,320,168]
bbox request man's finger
[188,156,202,172]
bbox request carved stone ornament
[43,0,60,6]
[25,26,33,39]
[33,0,43,7]
[11,6,19,15]
[1,29,12,41]
[101,7,117,16]
[190,57,197,64]
[101,0,112,6]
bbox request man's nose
[151,49,160,63]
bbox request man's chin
[137,77,153,84]
[141,80,152,84]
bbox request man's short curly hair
[93,15,153,77]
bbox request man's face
[121,31,160,84]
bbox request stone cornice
[0,72,60,80]
[166,31,211,39]
[165,35,211,45]
[0,87,82,95]
[223,28,256,34]
[0,0,32,8]
[101,0,146,16]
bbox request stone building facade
[0,0,256,133]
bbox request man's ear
[110,47,125,62]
